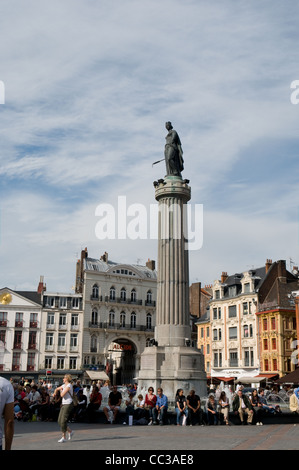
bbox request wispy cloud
[0,0,299,290]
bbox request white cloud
[0,0,299,291]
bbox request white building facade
[0,288,42,380]
[76,249,157,385]
[209,267,266,382]
[39,291,84,381]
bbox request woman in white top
[54,374,74,443]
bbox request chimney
[265,259,272,274]
[37,275,46,294]
[146,258,155,270]
[221,272,228,283]
[100,251,108,263]
[277,259,287,283]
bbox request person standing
[0,376,14,450]
[54,374,74,443]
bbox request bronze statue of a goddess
[164,121,184,177]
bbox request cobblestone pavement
[8,420,299,451]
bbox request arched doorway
[107,338,137,385]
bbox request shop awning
[234,376,265,384]
[85,370,109,381]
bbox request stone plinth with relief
[138,175,206,401]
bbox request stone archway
[107,338,137,385]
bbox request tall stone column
[154,176,191,347]
[138,174,206,401]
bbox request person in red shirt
[145,386,157,425]
[86,386,102,423]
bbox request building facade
[39,290,84,381]
[257,260,299,377]
[0,288,42,380]
[76,249,157,385]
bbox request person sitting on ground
[71,389,87,422]
[218,391,230,425]
[187,389,204,426]
[86,385,102,423]
[124,392,135,424]
[289,387,299,414]
[27,385,41,420]
[258,388,281,414]
[175,389,188,426]
[144,387,157,425]
[153,388,168,425]
[206,394,218,425]
[133,394,146,421]
[103,385,122,424]
[232,388,253,425]
[250,389,264,425]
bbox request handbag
[72,392,78,406]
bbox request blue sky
[0,0,299,292]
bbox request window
[264,359,269,371]
[273,358,277,370]
[91,309,98,325]
[58,333,66,349]
[91,335,97,352]
[271,317,276,330]
[215,290,220,299]
[0,312,7,326]
[243,325,249,338]
[70,334,78,349]
[27,353,35,368]
[69,357,77,370]
[228,305,237,318]
[146,313,152,330]
[213,351,222,367]
[131,289,137,302]
[45,357,52,369]
[263,318,268,331]
[14,331,22,348]
[72,297,80,309]
[244,349,254,367]
[57,357,65,369]
[71,314,79,328]
[46,333,54,348]
[130,312,136,329]
[109,311,115,327]
[244,282,250,293]
[272,337,277,350]
[110,287,116,301]
[213,329,218,341]
[146,290,152,304]
[28,331,37,348]
[92,284,99,299]
[229,351,238,367]
[15,312,23,327]
[263,338,268,350]
[213,308,217,320]
[120,312,126,328]
[59,314,67,328]
[243,302,248,315]
[59,297,67,308]
[47,312,55,326]
[229,327,237,340]
[120,288,126,301]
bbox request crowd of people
[7,375,297,430]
